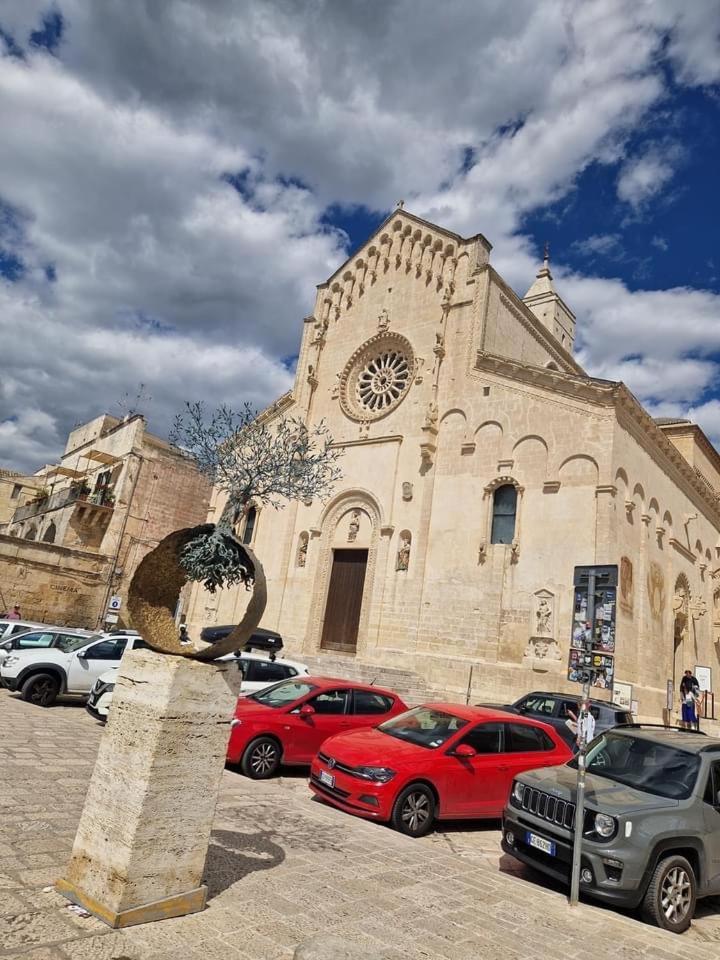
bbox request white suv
[0,632,146,707]
[85,651,310,722]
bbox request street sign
[108,595,122,611]
[105,613,119,624]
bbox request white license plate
[319,770,335,788]
[526,831,555,856]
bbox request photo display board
[568,565,618,687]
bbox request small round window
[340,333,414,422]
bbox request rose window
[339,332,415,422]
[356,350,410,412]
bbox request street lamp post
[569,568,596,907]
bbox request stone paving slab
[2,691,720,958]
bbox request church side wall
[610,420,720,721]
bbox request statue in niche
[377,308,390,331]
[423,401,439,430]
[402,481,413,502]
[347,510,361,542]
[297,535,308,568]
[535,599,552,635]
[396,536,411,572]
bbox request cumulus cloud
[0,0,719,470]
[616,143,684,210]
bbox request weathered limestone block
[295,935,380,960]
[56,647,241,927]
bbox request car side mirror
[454,743,476,759]
[76,650,87,660]
[299,704,315,718]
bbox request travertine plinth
[56,648,241,927]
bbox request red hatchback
[227,676,407,779]
[309,703,573,836]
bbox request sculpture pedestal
[56,648,240,927]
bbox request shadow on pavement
[204,828,285,899]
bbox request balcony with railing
[11,485,115,525]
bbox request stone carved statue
[348,510,361,542]
[402,481,413,502]
[535,599,552,635]
[524,636,562,661]
[396,536,411,571]
[297,534,308,568]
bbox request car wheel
[642,854,696,933]
[21,673,60,707]
[240,737,281,779]
[390,783,436,838]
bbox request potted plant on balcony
[31,487,50,504]
[76,481,91,501]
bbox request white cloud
[616,144,684,210]
[573,234,623,258]
[0,0,719,472]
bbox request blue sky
[0,1,719,471]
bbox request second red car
[310,703,573,836]
[227,676,407,778]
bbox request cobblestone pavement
[2,692,720,959]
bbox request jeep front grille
[515,784,576,830]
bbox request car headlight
[3,655,19,667]
[104,683,115,694]
[512,781,525,804]
[356,766,396,783]
[594,813,617,839]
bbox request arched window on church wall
[491,485,517,545]
[42,521,57,544]
[241,505,257,545]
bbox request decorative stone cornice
[475,350,720,528]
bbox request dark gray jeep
[502,725,720,933]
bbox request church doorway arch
[311,492,382,655]
[672,574,690,687]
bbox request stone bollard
[294,935,386,959]
[56,647,240,927]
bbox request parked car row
[224,676,720,935]
[2,625,716,934]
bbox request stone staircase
[300,654,432,705]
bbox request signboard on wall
[568,565,618,685]
[695,666,712,693]
[613,680,633,711]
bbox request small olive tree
[170,402,342,594]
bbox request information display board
[568,565,618,687]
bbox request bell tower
[522,245,576,353]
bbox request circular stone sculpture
[127,523,267,661]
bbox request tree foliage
[170,402,343,590]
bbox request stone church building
[186,209,720,719]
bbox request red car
[227,676,407,778]
[309,703,573,836]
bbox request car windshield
[571,732,701,799]
[377,706,468,749]
[250,679,317,708]
[56,633,102,653]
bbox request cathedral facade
[186,210,720,719]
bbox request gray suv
[502,725,720,933]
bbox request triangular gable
[318,208,492,289]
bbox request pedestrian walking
[1,604,21,620]
[679,669,699,729]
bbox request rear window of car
[519,695,556,716]
[352,690,394,714]
[246,660,294,683]
[15,631,55,648]
[506,723,555,752]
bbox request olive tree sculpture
[57,402,341,928]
